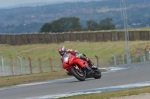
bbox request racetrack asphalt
[0,62,150,99]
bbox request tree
[40,23,51,32]
[99,18,116,30]
[86,20,99,31]
[68,17,82,31]
[40,17,82,33]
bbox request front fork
[73,64,94,75]
[73,65,79,70]
[84,65,94,74]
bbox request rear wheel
[70,65,86,81]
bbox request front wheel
[70,66,86,81]
[93,69,102,79]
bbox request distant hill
[0,0,150,33]
[1,0,102,9]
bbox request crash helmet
[58,46,66,56]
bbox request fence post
[38,58,43,73]
[9,56,14,75]
[17,56,23,74]
[0,55,4,76]
[122,55,125,65]
[124,51,128,64]
[110,52,117,65]
[136,48,143,62]
[28,57,32,74]
[95,55,99,67]
[143,56,146,62]
[49,58,53,72]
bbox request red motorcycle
[62,53,101,81]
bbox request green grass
[0,41,150,60]
[129,26,150,30]
[0,71,68,87]
[59,86,150,99]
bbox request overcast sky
[0,0,62,7]
[0,0,100,8]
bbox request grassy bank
[0,71,68,88]
[59,86,150,99]
[0,41,150,60]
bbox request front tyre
[70,66,86,81]
[94,69,101,79]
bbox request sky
[0,0,100,8]
[0,0,63,8]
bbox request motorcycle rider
[58,46,94,75]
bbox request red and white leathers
[63,49,94,67]
[66,49,78,56]
[60,49,77,63]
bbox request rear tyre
[93,69,101,79]
[70,66,86,81]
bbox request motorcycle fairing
[62,54,87,72]
[72,58,87,68]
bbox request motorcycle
[62,53,101,81]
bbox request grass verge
[0,41,150,60]
[0,71,68,88]
[59,86,150,99]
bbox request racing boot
[86,57,97,69]
[86,57,94,66]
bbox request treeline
[40,17,116,33]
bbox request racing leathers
[66,49,94,66]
